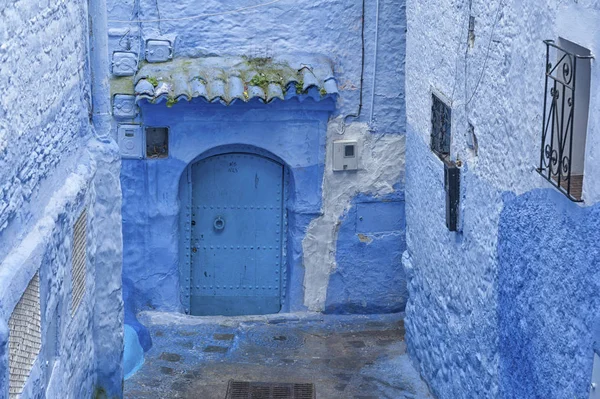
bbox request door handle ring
[214,216,225,231]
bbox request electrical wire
[450,1,471,102]
[465,0,504,106]
[339,0,366,134]
[107,0,285,23]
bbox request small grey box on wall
[145,39,173,63]
[112,52,138,76]
[113,94,138,118]
[118,124,144,159]
[333,140,359,171]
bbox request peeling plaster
[302,118,405,311]
[357,234,373,244]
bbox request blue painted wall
[0,0,124,396]
[403,0,600,395]
[112,0,408,321]
[106,0,406,132]
[123,278,152,352]
[121,99,333,314]
[326,191,407,314]
[498,189,600,399]
[404,122,600,398]
[403,126,502,398]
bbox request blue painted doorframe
[188,153,285,316]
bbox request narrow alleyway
[124,313,432,399]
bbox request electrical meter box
[146,39,173,63]
[333,140,359,171]
[118,124,144,159]
[112,52,138,76]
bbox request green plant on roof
[249,73,270,90]
[296,81,304,95]
[147,76,159,87]
[166,96,177,108]
[191,76,207,85]
[243,56,273,68]
[320,87,327,97]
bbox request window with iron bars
[538,39,593,202]
[431,94,452,160]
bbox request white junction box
[333,140,359,171]
[118,124,144,159]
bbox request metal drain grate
[226,381,315,399]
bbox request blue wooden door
[190,153,284,316]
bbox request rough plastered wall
[122,100,332,314]
[109,0,407,314]
[404,0,600,397]
[498,189,600,399]
[324,187,407,315]
[105,0,406,131]
[0,0,124,397]
[304,121,406,312]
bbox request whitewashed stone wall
[0,0,124,397]
[404,0,600,397]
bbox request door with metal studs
[190,153,285,316]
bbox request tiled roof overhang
[134,54,338,106]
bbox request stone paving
[125,312,433,399]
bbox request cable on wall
[450,0,472,102]
[465,0,504,106]
[107,0,285,23]
[339,0,367,134]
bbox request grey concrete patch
[159,352,182,362]
[346,340,367,349]
[203,346,229,353]
[214,333,235,341]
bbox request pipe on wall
[369,0,380,127]
[87,0,112,143]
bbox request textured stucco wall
[106,0,406,132]
[498,189,600,399]
[112,0,408,316]
[404,130,502,398]
[304,120,406,312]
[325,190,407,314]
[0,145,123,399]
[122,100,332,314]
[0,0,91,250]
[0,0,124,397]
[404,0,600,397]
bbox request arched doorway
[188,152,285,316]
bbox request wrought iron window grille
[538,40,593,202]
[431,94,452,160]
